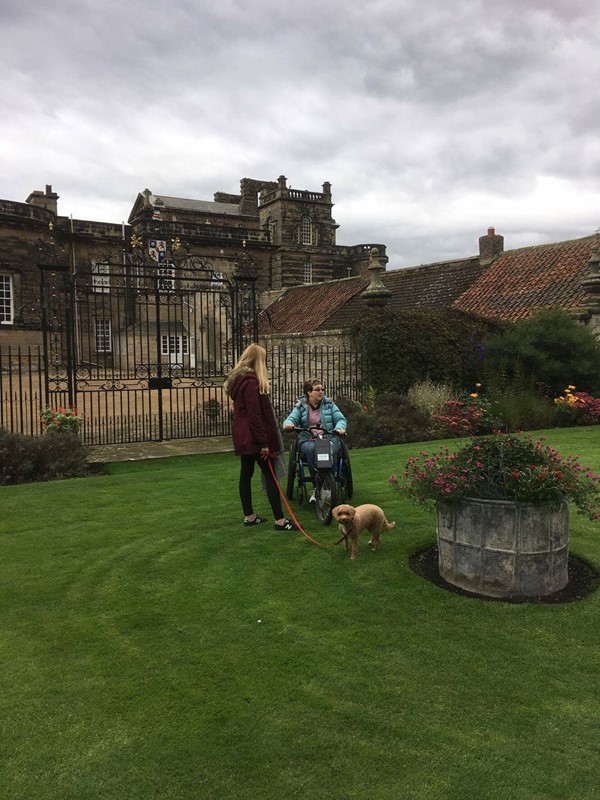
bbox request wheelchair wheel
[315,471,336,526]
[298,483,307,505]
[339,440,353,501]
[286,438,299,500]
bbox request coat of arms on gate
[149,240,167,262]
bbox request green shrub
[484,308,600,396]
[0,430,36,484]
[337,392,430,448]
[479,365,560,432]
[40,405,85,435]
[0,429,89,485]
[489,387,555,432]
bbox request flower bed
[391,432,600,520]
[554,386,600,426]
[40,405,85,435]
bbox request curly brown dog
[332,503,396,560]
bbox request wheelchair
[285,425,353,525]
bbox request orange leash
[267,457,333,550]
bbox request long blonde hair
[234,343,270,394]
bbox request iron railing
[0,346,47,436]
[0,343,365,445]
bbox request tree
[483,308,600,396]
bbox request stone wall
[260,329,362,415]
[0,328,44,353]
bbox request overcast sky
[2,0,600,269]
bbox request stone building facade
[129,175,387,291]
[0,177,388,352]
[0,188,126,352]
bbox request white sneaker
[309,490,316,503]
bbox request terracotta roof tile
[322,258,486,330]
[454,236,597,321]
[259,235,599,335]
[258,278,368,335]
[384,258,484,311]
[260,259,487,335]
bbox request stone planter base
[436,498,569,597]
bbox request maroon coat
[227,370,281,456]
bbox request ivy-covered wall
[351,308,506,393]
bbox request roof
[150,193,242,217]
[325,257,486,330]
[454,235,598,321]
[259,257,487,335]
[259,278,368,335]
[259,234,599,334]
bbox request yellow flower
[470,393,478,398]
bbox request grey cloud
[2,0,600,267]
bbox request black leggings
[239,454,284,520]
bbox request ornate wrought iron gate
[40,240,257,445]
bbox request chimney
[479,227,504,263]
[26,184,59,215]
[239,178,261,215]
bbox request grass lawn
[2,427,600,799]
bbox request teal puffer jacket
[282,396,347,443]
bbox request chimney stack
[26,184,59,215]
[479,227,504,263]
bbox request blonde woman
[224,344,296,531]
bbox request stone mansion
[0,176,386,351]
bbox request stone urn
[436,497,569,597]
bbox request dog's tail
[384,518,396,530]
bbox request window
[210,271,225,290]
[157,260,175,292]
[0,274,13,324]
[95,319,112,352]
[303,261,313,284]
[161,335,189,356]
[301,215,313,245]
[91,261,110,293]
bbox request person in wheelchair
[283,379,347,502]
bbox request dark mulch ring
[409,545,600,604]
